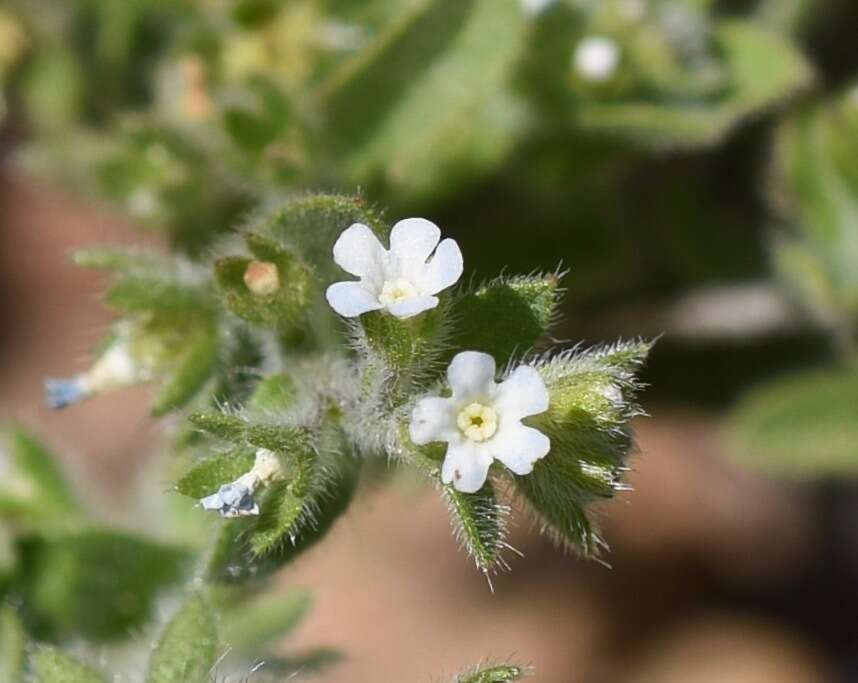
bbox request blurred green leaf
[16,530,186,642]
[30,647,107,683]
[221,589,312,655]
[176,449,256,499]
[151,322,219,416]
[146,593,217,683]
[248,373,298,411]
[727,367,858,477]
[0,427,79,526]
[322,0,528,199]
[0,607,26,683]
[105,276,205,314]
[577,20,813,148]
[263,647,344,677]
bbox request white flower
[325,218,463,320]
[573,36,621,82]
[200,448,281,518]
[45,340,146,409]
[410,351,551,493]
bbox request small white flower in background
[200,448,281,518]
[45,340,146,409]
[410,351,551,493]
[325,218,463,320]
[520,0,556,17]
[573,35,621,82]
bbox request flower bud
[243,260,280,296]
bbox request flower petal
[417,238,463,295]
[325,281,383,317]
[332,223,386,284]
[388,218,441,280]
[494,365,550,420]
[441,441,494,493]
[447,351,497,400]
[410,396,457,445]
[491,424,550,475]
[386,295,439,319]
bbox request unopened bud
[243,261,280,296]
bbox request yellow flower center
[379,278,418,306]
[457,402,498,442]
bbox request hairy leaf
[455,664,527,683]
[188,412,248,442]
[151,322,219,416]
[0,607,26,683]
[30,647,108,683]
[146,593,218,683]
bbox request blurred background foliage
[1,0,858,680]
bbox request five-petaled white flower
[410,351,551,493]
[325,218,463,320]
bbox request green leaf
[0,607,26,683]
[448,273,561,366]
[245,424,312,454]
[221,589,312,655]
[30,647,108,683]
[455,664,527,683]
[146,593,218,683]
[188,412,248,443]
[577,20,813,149]
[444,480,509,575]
[322,0,528,199]
[175,449,256,499]
[72,246,164,273]
[16,530,186,642]
[517,340,650,557]
[726,367,858,478]
[0,427,80,526]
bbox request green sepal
[208,451,360,584]
[188,412,248,442]
[444,480,509,575]
[175,448,257,499]
[29,647,108,683]
[15,530,186,642]
[145,593,218,683]
[455,664,527,683]
[359,301,452,391]
[516,340,651,557]
[447,273,562,366]
[214,232,313,333]
[259,194,385,282]
[245,424,312,454]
